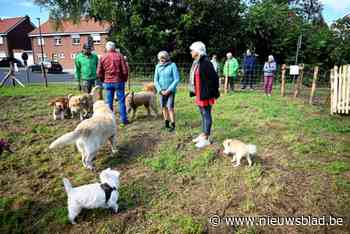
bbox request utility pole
[37,18,48,87]
[295,33,302,65]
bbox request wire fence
[1,63,331,107]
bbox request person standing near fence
[242,49,256,90]
[98,41,129,126]
[75,43,99,93]
[223,52,238,93]
[189,41,220,149]
[154,51,180,132]
[263,55,277,96]
[210,53,219,75]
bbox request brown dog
[125,92,158,120]
[49,97,71,120]
[68,86,102,120]
[143,82,156,94]
[125,83,158,120]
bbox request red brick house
[28,18,111,70]
[0,16,36,64]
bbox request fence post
[293,64,304,98]
[280,64,286,97]
[309,66,319,105]
[346,65,350,114]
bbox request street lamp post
[36,17,48,87]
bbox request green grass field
[0,84,349,233]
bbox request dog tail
[63,178,73,194]
[49,130,80,149]
[247,144,257,155]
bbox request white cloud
[321,0,350,12]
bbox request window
[54,37,62,46]
[71,53,77,59]
[71,34,80,45]
[0,36,3,45]
[59,53,65,59]
[91,34,101,44]
[37,54,47,63]
[37,37,45,45]
[52,53,58,61]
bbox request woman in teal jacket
[154,51,180,132]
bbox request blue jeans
[199,105,212,136]
[103,82,128,124]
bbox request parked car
[0,57,23,68]
[29,61,63,73]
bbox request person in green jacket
[75,43,99,93]
[223,52,239,93]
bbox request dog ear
[67,94,73,100]
[48,100,55,106]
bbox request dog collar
[100,183,116,203]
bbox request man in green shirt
[75,43,99,93]
[223,52,239,93]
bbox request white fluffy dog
[49,100,117,170]
[223,139,257,167]
[63,168,120,224]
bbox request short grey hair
[106,41,116,51]
[268,55,274,62]
[190,41,206,56]
[157,51,170,61]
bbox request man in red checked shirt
[98,41,129,126]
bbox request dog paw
[86,165,95,171]
[233,164,240,167]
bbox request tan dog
[49,100,117,170]
[126,83,158,120]
[223,139,257,167]
[68,86,102,120]
[143,82,156,94]
[49,97,71,120]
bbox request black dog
[0,139,13,155]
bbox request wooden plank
[281,64,286,97]
[334,66,339,114]
[309,66,319,105]
[330,68,335,114]
[345,66,350,114]
[339,66,344,113]
[294,64,304,98]
[343,65,348,114]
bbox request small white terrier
[63,168,120,224]
[223,139,257,167]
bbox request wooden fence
[331,65,350,115]
[280,64,322,105]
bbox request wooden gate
[331,65,350,114]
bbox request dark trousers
[226,76,235,91]
[243,70,254,88]
[82,80,95,93]
[199,105,212,136]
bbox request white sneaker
[192,134,205,143]
[195,138,211,148]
